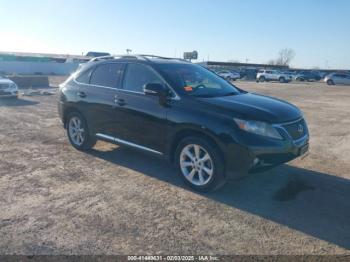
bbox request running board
[95,133,163,155]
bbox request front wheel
[66,111,96,151]
[279,77,286,83]
[259,76,266,82]
[175,137,226,192]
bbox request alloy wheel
[68,116,85,146]
[180,144,214,186]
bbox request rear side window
[90,63,124,88]
[124,63,164,93]
[76,68,93,84]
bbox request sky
[1,0,350,69]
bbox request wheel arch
[168,127,225,165]
[63,106,84,129]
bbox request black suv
[58,55,309,192]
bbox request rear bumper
[58,101,65,126]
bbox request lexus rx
[58,55,309,192]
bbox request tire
[175,136,226,192]
[279,77,286,83]
[66,111,96,151]
[327,79,334,85]
[259,76,265,82]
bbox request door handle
[77,92,86,98]
[114,95,126,106]
[116,98,126,106]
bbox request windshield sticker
[184,86,193,92]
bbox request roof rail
[89,55,146,62]
[137,54,190,63]
[88,54,190,63]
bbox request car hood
[196,92,302,123]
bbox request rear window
[90,63,124,88]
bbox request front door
[114,63,169,154]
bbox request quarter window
[76,68,93,84]
[124,63,164,93]
[90,63,124,88]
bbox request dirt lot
[0,79,350,255]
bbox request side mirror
[143,83,169,105]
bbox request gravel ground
[0,79,349,255]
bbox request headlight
[10,83,17,89]
[233,118,283,140]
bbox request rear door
[76,62,125,137]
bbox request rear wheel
[327,79,334,85]
[175,137,226,192]
[279,77,286,83]
[66,111,96,151]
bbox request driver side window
[124,63,164,93]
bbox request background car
[256,70,292,83]
[281,71,297,78]
[324,73,350,85]
[0,76,18,98]
[294,71,321,81]
[216,70,240,81]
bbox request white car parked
[217,70,240,81]
[0,76,18,98]
[256,70,292,83]
[324,73,350,85]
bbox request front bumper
[0,89,18,97]
[225,119,309,179]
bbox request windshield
[155,63,241,97]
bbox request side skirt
[95,133,163,156]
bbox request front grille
[0,83,9,89]
[282,119,307,140]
